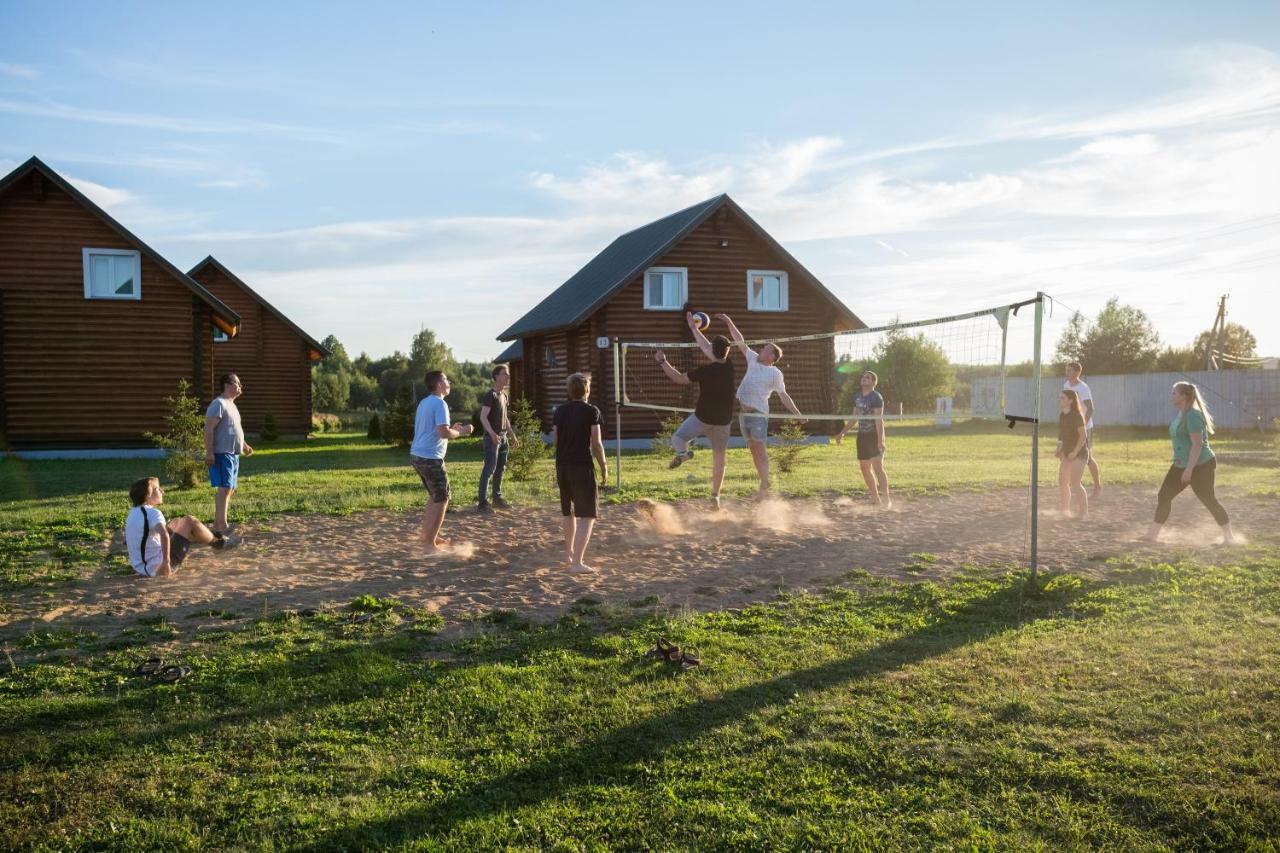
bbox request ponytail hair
[1173,381,1215,435]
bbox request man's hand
[713,313,731,323]
[878,442,886,456]
[205,451,215,466]
[654,350,667,363]
[686,311,698,328]
[454,423,474,437]
[157,562,172,578]
[1180,468,1193,485]
[510,435,521,449]
[834,432,843,446]
[242,443,254,457]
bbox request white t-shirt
[410,394,450,460]
[125,505,167,577]
[736,349,786,413]
[1064,379,1094,430]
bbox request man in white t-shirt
[1064,361,1103,496]
[718,313,803,499]
[410,370,474,555]
[124,476,231,577]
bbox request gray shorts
[739,413,769,443]
[674,415,730,452]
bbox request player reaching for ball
[835,370,891,508]
[720,313,803,499]
[654,311,736,509]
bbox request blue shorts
[739,413,769,443]
[210,453,239,489]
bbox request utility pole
[1205,294,1228,371]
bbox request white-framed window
[747,269,788,312]
[213,325,230,343]
[83,248,141,300]
[643,266,688,311]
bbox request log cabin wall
[0,172,214,447]
[188,264,314,435]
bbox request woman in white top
[717,313,803,499]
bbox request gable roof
[188,256,331,360]
[0,156,241,335]
[498,194,862,340]
[494,339,523,363]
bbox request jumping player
[654,311,735,509]
[410,370,474,555]
[552,372,609,570]
[835,370,891,507]
[1064,362,1103,497]
[718,313,803,499]
[1145,381,1236,545]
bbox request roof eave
[188,255,331,357]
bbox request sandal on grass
[645,637,682,662]
[156,664,193,684]
[678,651,701,670]
[134,657,164,676]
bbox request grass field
[1,425,1278,849]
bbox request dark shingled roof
[0,156,242,335]
[494,339,523,363]
[188,256,331,360]
[497,193,860,340]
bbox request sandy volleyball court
[4,485,1276,642]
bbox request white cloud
[66,174,132,209]
[0,62,38,79]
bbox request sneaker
[476,503,494,514]
[493,497,512,510]
[217,534,241,551]
[668,450,694,470]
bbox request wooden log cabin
[187,256,330,437]
[0,157,242,449]
[496,194,863,437]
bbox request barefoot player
[552,372,608,570]
[410,370,474,555]
[654,311,735,509]
[835,370,891,507]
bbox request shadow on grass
[302,575,1091,850]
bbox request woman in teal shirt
[1145,382,1236,544]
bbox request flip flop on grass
[156,664,193,684]
[133,657,164,676]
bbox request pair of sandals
[134,657,193,684]
[645,637,701,670]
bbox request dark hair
[567,372,591,401]
[491,363,509,380]
[129,476,158,507]
[711,335,731,360]
[1060,388,1085,424]
[218,373,237,392]
[425,371,446,392]
[1067,362,1083,374]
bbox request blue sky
[3,1,1278,362]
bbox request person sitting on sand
[1145,381,1236,545]
[718,313,803,499]
[552,372,608,571]
[1055,389,1089,519]
[410,370,474,555]
[835,369,891,508]
[126,477,232,577]
[654,312,736,509]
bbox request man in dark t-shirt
[654,312,737,509]
[552,372,608,571]
[478,363,519,512]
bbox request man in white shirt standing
[205,373,253,536]
[718,313,803,499]
[1064,361,1103,497]
[410,370,474,554]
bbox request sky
[2,1,1278,363]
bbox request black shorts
[557,462,598,518]
[168,531,192,567]
[856,430,882,461]
[411,456,450,504]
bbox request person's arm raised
[715,314,751,357]
[654,351,692,385]
[687,312,714,359]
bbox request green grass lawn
[1,426,1277,848]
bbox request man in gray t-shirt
[204,373,253,535]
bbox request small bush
[310,413,343,434]
[651,414,684,455]
[506,397,549,481]
[381,386,415,446]
[367,413,382,441]
[144,378,205,489]
[774,419,808,473]
[259,412,279,442]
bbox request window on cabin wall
[643,267,687,310]
[747,270,788,312]
[82,249,141,299]
[213,324,229,343]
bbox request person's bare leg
[213,487,233,532]
[570,517,596,570]
[1071,460,1088,518]
[749,440,770,498]
[421,500,449,553]
[1144,521,1162,543]
[1058,462,1071,515]
[171,516,215,545]
[562,516,576,565]
[1088,456,1103,495]
[1220,522,1238,545]
[872,457,891,507]
[859,460,881,504]
[711,447,727,506]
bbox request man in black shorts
[835,369,892,508]
[552,372,608,571]
[654,311,736,509]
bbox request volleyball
[691,311,710,330]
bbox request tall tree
[1053,298,1160,374]
[1053,311,1088,366]
[1194,322,1258,364]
